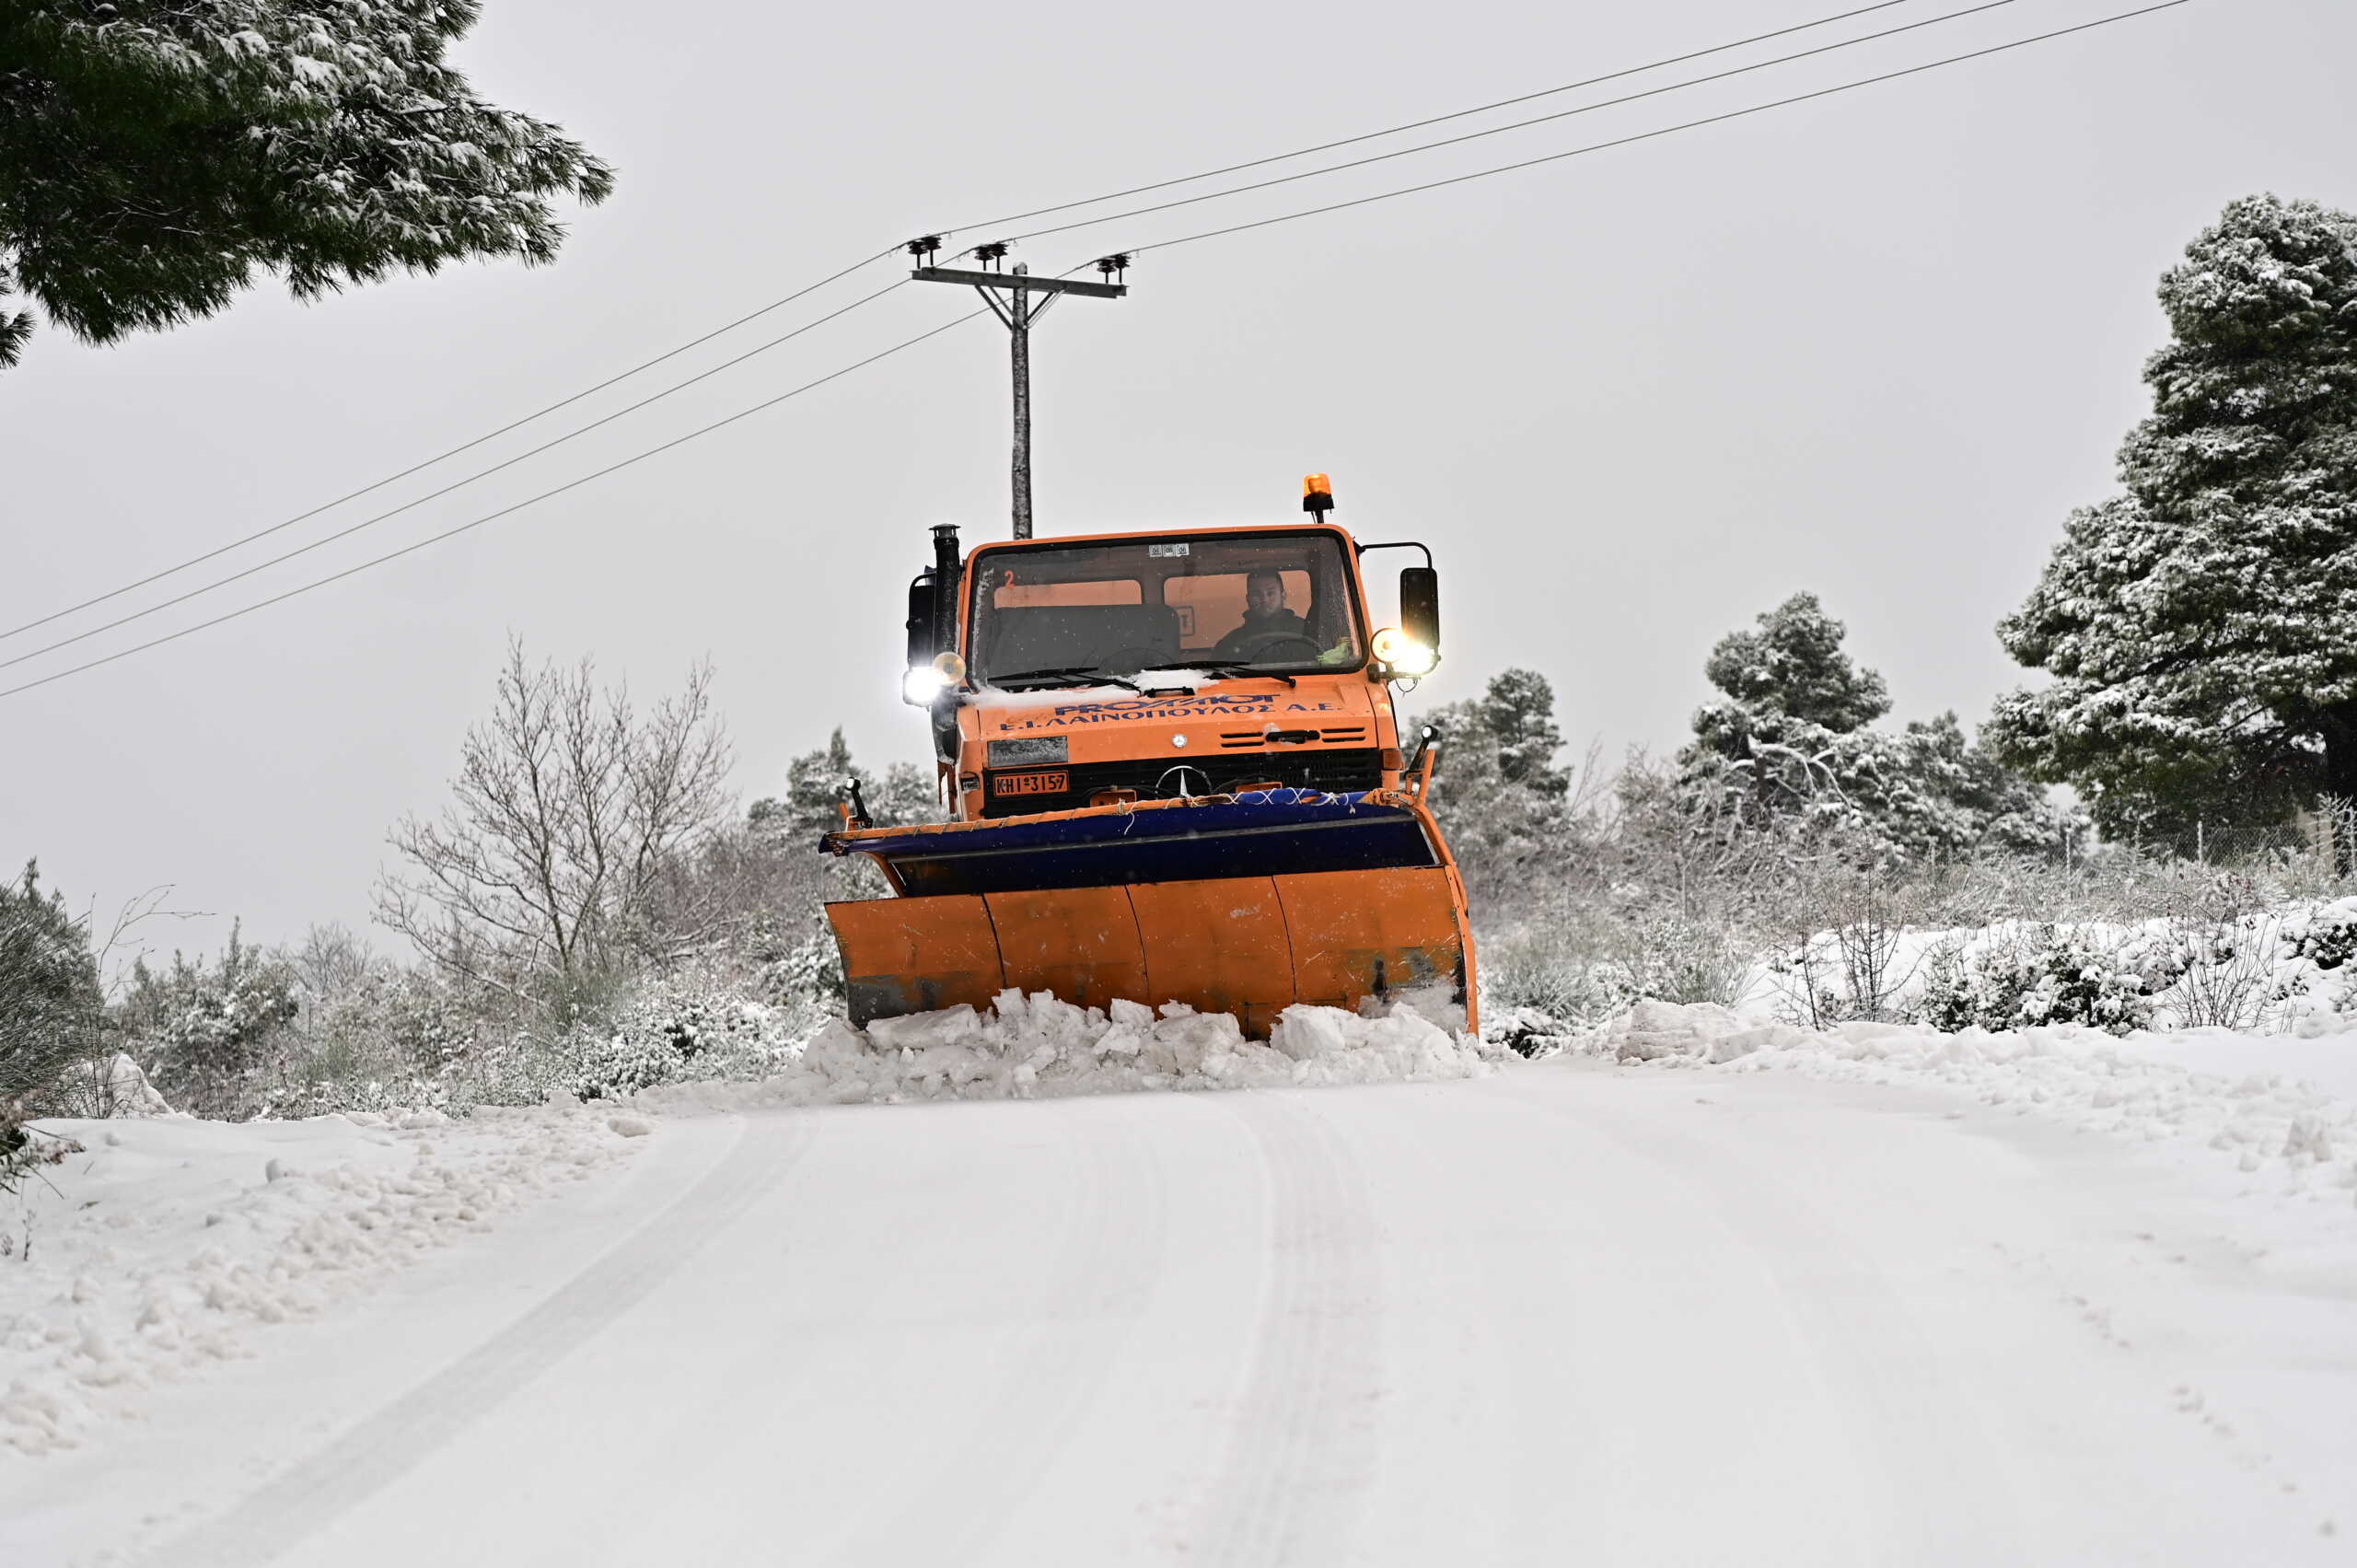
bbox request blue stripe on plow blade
[821,790,1441,898]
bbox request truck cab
[904,513,1442,822]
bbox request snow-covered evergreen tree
[0,861,101,1099]
[752,730,939,840]
[1990,193,2357,848]
[1416,668,1574,909]
[1684,595,2074,860]
[0,0,612,367]
[1471,668,1570,798]
[1701,592,1891,733]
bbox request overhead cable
[0,247,903,644]
[1000,0,2026,247]
[1120,0,2191,258]
[0,308,992,701]
[0,278,916,672]
[940,0,1926,234]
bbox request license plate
[993,770,1069,796]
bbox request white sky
[4,0,2351,960]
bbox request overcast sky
[4,0,2351,962]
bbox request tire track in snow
[1483,1076,2029,1563]
[831,1096,1172,1565]
[1189,1090,1386,1566]
[156,1113,814,1568]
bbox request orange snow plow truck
[819,476,1476,1037]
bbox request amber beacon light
[1301,473,1334,515]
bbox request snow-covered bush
[567,977,802,1100]
[2155,914,2282,1031]
[0,1107,80,1196]
[2284,898,2357,972]
[1480,1005,1581,1059]
[763,923,846,1010]
[122,928,301,1113]
[1914,924,2177,1036]
[1480,923,1627,1029]
[1478,909,1747,1046]
[1615,915,1750,1008]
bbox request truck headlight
[1371,626,1436,676]
[901,651,967,706]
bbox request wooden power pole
[909,240,1129,540]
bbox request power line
[1122,0,2190,258]
[0,277,916,673]
[1000,0,2026,248]
[0,0,1965,641]
[942,0,1925,234]
[0,246,902,645]
[0,0,2192,701]
[0,0,1980,645]
[0,308,993,701]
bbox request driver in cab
[1213,569,1311,660]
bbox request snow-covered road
[8,1058,2354,1565]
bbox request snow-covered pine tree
[0,0,612,367]
[1990,194,2357,849]
[1415,668,1574,912]
[1682,593,1890,829]
[0,860,102,1100]
[1470,668,1571,798]
[1684,595,2074,860]
[1701,591,1891,734]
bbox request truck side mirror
[1400,565,1440,653]
[905,572,938,669]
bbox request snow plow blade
[821,790,1476,1037]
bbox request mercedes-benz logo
[1155,764,1211,799]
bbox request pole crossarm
[911,261,1130,540]
[911,266,1128,298]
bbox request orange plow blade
[822,790,1476,1037]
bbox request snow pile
[1584,1001,2357,1206]
[632,989,1490,1113]
[0,1105,642,1456]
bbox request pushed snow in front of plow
[631,989,1492,1112]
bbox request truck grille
[1218,724,1370,749]
[981,746,1385,819]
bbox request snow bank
[0,1105,641,1456]
[1582,1001,2357,1207]
[630,989,1490,1113]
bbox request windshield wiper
[989,666,1143,693]
[1185,661,1297,688]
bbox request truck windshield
[967,530,1364,686]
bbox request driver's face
[1247,577,1285,618]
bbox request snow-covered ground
[1594,1000,2357,1211]
[4,992,2353,1564]
[0,1102,645,1456]
[0,994,1481,1460]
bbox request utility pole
[907,238,1129,540]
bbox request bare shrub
[1480,916,1626,1026]
[1608,914,1751,1008]
[375,639,732,1009]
